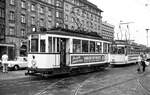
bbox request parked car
[7,57,28,70]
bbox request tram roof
[28,28,111,42]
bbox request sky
[88,0,150,47]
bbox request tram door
[60,38,66,67]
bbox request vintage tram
[26,28,111,76]
[109,40,144,65]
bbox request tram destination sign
[71,55,105,64]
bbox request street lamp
[145,29,149,47]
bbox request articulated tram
[26,28,111,75]
[109,40,144,65]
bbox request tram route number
[71,55,105,64]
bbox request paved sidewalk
[0,70,30,81]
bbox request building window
[56,0,62,7]
[40,19,44,26]
[64,24,68,29]
[21,29,26,37]
[71,17,74,23]
[21,14,26,23]
[98,25,100,30]
[21,0,26,9]
[56,22,59,27]
[10,0,15,5]
[9,27,15,35]
[40,6,44,13]
[31,17,35,25]
[31,4,36,11]
[48,8,52,17]
[48,21,52,28]
[47,0,52,4]
[0,8,5,18]
[9,11,15,21]
[56,11,59,18]
[56,11,62,18]
[65,14,68,21]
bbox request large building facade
[64,0,103,35]
[5,0,64,57]
[102,21,114,41]
[3,0,112,57]
[0,0,5,42]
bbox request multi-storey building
[102,21,114,41]
[64,0,103,35]
[0,0,5,42]
[4,0,109,58]
[5,0,64,57]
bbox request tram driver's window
[40,40,45,52]
[73,39,81,53]
[82,40,88,53]
[31,39,38,52]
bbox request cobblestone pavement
[1,65,150,95]
[75,65,150,95]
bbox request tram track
[137,74,150,95]
[34,69,108,95]
[35,78,66,95]
[72,69,150,95]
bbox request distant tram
[26,28,111,76]
[109,40,144,65]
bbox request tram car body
[109,40,143,65]
[26,28,111,75]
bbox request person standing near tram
[1,52,8,73]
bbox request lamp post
[146,29,149,47]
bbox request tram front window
[40,40,45,52]
[31,39,38,52]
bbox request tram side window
[96,42,102,53]
[82,40,88,53]
[90,41,95,52]
[73,39,81,53]
[40,40,45,52]
[48,37,52,53]
[31,39,38,52]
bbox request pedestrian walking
[141,53,146,72]
[137,54,142,73]
[1,52,8,73]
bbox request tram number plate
[71,55,105,64]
